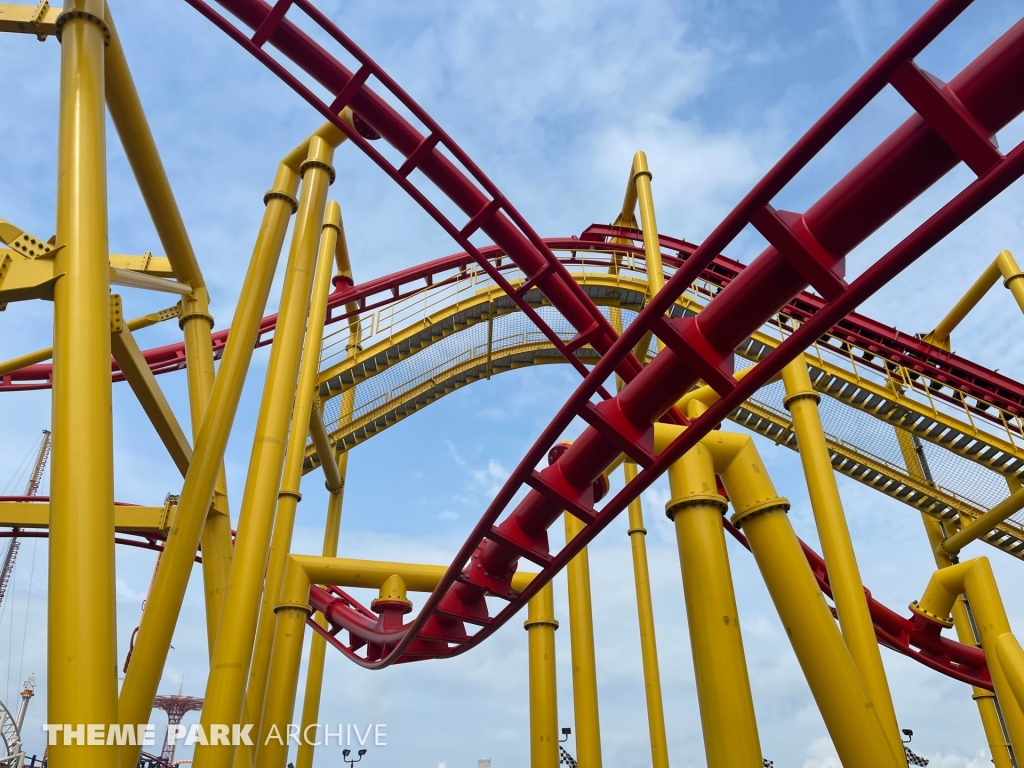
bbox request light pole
[902,729,930,766]
[558,727,577,767]
[343,748,367,766]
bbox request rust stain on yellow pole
[49,2,119,765]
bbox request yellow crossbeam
[0,500,170,532]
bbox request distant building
[478,760,492,768]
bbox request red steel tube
[475,16,1024,576]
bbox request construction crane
[0,430,50,613]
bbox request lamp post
[343,748,367,766]
[558,727,576,768]
[902,730,931,766]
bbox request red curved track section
[184,0,1024,672]
[5,0,1023,682]
[176,0,1024,680]
[9,227,1024,440]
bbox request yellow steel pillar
[525,582,560,768]
[244,201,342,739]
[712,432,903,768]
[104,6,235,653]
[631,151,665,296]
[923,250,1024,350]
[193,135,336,768]
[254,559,314,768]
[662,435,761,767]
[293,448,349,768]
[117,160,300,768]
[49,2,118,765]
[914,558,1024,753]
[622,462,670,768]
[295,218,360,768]
[896,429,1015,768]
[564,514,603,768]
[782,360,904,763]
[608,159,669,767]
[924,514,1016,766]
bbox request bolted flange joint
[299,158,337,185]
[263,189,298,213]
[55,9,110,46]
[730,497,791,529]
[665,493,728,521]
[909,599,955,629]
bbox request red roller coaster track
[177,0,1024,671]
[5,0,1022,692]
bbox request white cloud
[115,578,147,605]
[3,1,1024,766]
[802,736,841,768]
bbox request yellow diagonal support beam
[110,317,193,475]
[0,304,179,377]
[310,271,1024,562]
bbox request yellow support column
[244,202,342,738]
[608,160,669,766]
[631,151,665,296]
[296,221,360,768]
[923,250,1024,350]
[709,431,903,768]
[623,462,670,768]
[662,437,761,767]
[914,558,1024,754]
[782,360,904,763]
[49,3,118,765]
[254,560,314,768]
[193,135,336,768]
[525,582,560,768]
[117,160,300,768]
[293,448,349,768]
[896,430,1015,768]
[564,514,603,768]
[104,6,235,652]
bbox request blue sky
[2,1,1024,766]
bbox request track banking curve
[189,0,1024,671]
[4,0,1024,681]
[9,228,1024,432]
[0,232,1013,684]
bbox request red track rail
[8,0,1024,684]
[155,0,1024,672]
[723,521,990,689]
[9,228,1024,439]
[5,0,1023,682]
[220,0,1024,670]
